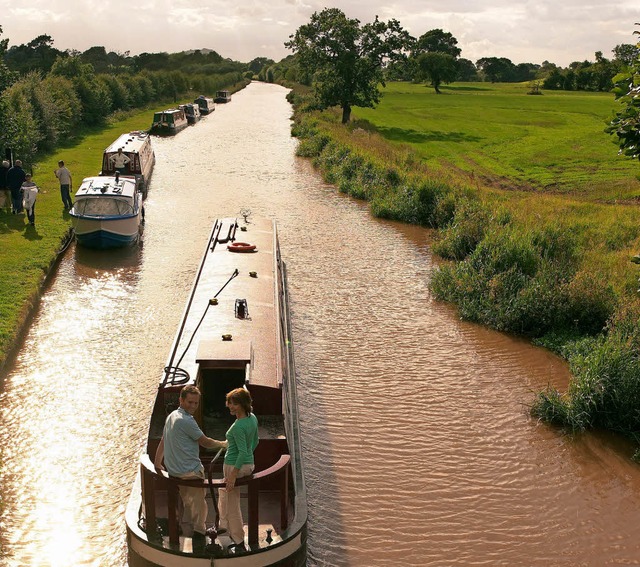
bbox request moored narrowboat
[150,109,189,136]
[214,90,232,103]
[125,216,307,566]
[70,174,144,249]
[194,95,215,115]
[100,131,155,198]
[180,103,201,124]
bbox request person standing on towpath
[7,160,26,214]
[21,173,38,226]
[54,160,73,210]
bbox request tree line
[0,27,274,167]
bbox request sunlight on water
[1,82,640,566]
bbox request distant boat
[150,108,188,135]
[180,103,202,124]
[214,90,232,103]
[100,131,155,198]
[194,95,215,115]
[70,175,144,249]
[125,216,308,566]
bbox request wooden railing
[140,454,290,547]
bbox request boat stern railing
[139,452,291,548]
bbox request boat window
[75,197,134,216]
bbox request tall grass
[288,83,640,453]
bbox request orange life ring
[227,242,256,253]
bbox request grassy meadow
[353,82,640,200]
[289,81,640,452]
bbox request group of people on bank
[0,158,73,227]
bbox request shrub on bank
[532,300,640,456]
[288,94,640,452]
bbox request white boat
[180,103,202,124]
[125,216,307,566]
[70,175,144,249]
[214,90,232,103]
[100,131,156,198]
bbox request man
[6,160,26,214]
[154,385,227,543]
[109,147,130,174]
[54,160,73,210]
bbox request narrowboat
[214,90,232,103]
[180,103,201,125]
[125,216,307,567]
[100,131,155,198]
[70,174,144,249]
[150,108,189,136]
[194,95,215,115]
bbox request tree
[285,8,412,123]
[613,43,640,67]
[605,24,640,161]
[415,52,458,93]
[248,57,274,75]
[414,29,461,58]
[0,25,17,92]
[476,57,516,82]
[456,58,478,81]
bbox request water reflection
[1,82,640,567]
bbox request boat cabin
[100,131,155,198]
[150,108,188,136]
[194,95,215,115]
[214,90,232,103]
[179,103,201,124]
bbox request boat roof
[164,217,281,390]
[154,108,182,115]
[104,131,150,154]
[76,176,138,199]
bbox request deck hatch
[195,338,252,369]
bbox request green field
[352,82,640,201]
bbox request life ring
[227,242,256,253]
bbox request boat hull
[72,216,141,249]
[149,123,188,136]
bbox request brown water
[1,82,640,567]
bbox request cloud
[1,0,638,65]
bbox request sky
[0,0,639,67]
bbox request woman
[21,173,38,226]
[219,387,259,551]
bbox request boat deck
[163,217,281,391]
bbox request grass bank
[288,82,640,456]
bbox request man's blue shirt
[163,407,203,476]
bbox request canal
[1,81,639,566]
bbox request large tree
[415,52,458,93]
[414,28,461,58]
[285,8,411,123]
[606,25,640,161]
